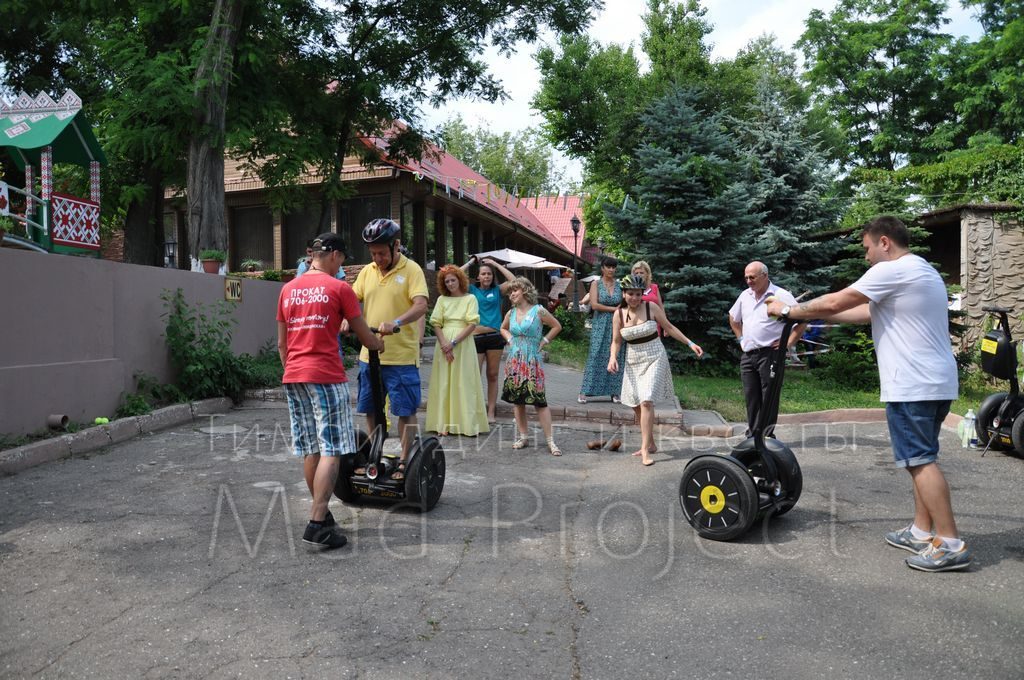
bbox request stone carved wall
[961,209,1024,349]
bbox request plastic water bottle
[963,409,976,448]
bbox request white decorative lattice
[0,89,83,123]
[51,193,100,250]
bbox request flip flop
[390,461,407,481]
[642,459,655,467]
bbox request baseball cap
[311,232,347,255]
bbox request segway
[975,306,1024,456]
[678,319,803,541]
[334,328,446,511]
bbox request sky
[424,0,984,185]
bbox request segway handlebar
[982,305,1013,314]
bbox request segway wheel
[678,455,758,541]
[405,436,445,512]
[333,430,372,504]
[730,440,803,516]
[976,393,1014,451]
[1011,412,1024,458]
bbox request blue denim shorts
[356,362,421,417]
[283,382,355,457]
[885,400,951,469]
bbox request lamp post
[570,215,581,311]
[163,238,177,268]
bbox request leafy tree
[797,0,956,170]
[533,36,647,183]
[607,87,764,365]
[437,116,564,192]
[239,0,600,235]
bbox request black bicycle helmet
[362,218,402,245]
[620,273,646,291]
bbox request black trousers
[740,349,778,437]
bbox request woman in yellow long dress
[425,265,489,436]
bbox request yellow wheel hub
[700,485,726,514]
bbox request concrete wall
[0,248,282,435]
[961,210,1024,348]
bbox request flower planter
[201,259,222,274]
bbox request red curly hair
[436,265,469,296]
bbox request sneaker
[884,525,934,553]
[905,540,972,572]
[302,522,348,550]
[322,510,336,528]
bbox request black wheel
[730,439,803,516]
[405,436,445,512]
[678,455,758,541]
[1011,412,1024,457]
[977,393,1013,451]
[333,430,371,504]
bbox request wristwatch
[780,305,792,320]
[452,338,458,347]
[392,318,402,329]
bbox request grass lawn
[549,340,994,423]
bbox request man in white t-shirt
[766,216,971,572]
[728,261,805,437]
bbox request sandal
[512,434,529,449]
[577,395,587,404]
[547,438,562,456]
[390,460,407,481]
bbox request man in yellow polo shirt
[352,218,428,480]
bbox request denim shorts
[356,362,421,417]
[885,400,951,469]
[283,382,355,457]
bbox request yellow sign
[225,276,242,301]
[981,338,997,355]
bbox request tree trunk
[186,0,245,257]
[122,168,165,266]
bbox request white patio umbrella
[473,248,545,267]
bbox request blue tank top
[470,284,503,330]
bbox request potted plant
[239,258,263,273]
[199,249,227,274]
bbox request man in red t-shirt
[277,232,383,550]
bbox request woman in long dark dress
[579,256,624,403]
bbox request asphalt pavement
[2,393,1022,678]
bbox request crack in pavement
[31,604,133,676]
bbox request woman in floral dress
[500,277,563,455]
[579,256,625,403]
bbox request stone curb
[0,398,235,477]
[246,388,688,426]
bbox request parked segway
[679,318,803,541]
[334,328,446,511]
[975,306,1024,456]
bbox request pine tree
[734,79,843,297]
[609,86,764,364]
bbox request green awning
[1,90,106,170]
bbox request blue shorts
[283,382,355,457]
[356,362,421,417]
[885,400,951,469]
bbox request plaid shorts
[283,382,356,457]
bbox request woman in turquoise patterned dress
[500,277,563,455]
[579,256,625,403]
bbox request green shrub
[260,269,283,281]
[162,289,250,402]
[199,249,227,262]
[115,373,187,417]
[553,306,586,342]
[812,326,880,391]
